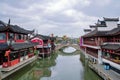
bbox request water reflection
[41,54,84,80]
[4,50,103,80]
[3,53,58,80]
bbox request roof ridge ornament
[8,19,10,26]
[103,17,119,21]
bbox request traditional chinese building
[31,34,56,58]
[0,20,37,71]
[80,17,120,72]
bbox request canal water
[3,47,103,80]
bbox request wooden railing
[84,41,97,46]
[102,57,120,64]
[56,44,80,50]
[86,50,98,58]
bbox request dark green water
[3,50,103,80]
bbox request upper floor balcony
[82,40,100,49]
[83,41,97,46]
[0,32,28,43]
[0,20,34,44]
[86,50,98,58]
[83,36,120,48]
[103,37,120,45]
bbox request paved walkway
[80,48,120,80]
[89,63,120,80]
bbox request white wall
[102,58,120,70]
[98,50,102,64]
[91,28,96,31]
[98,21,118,31]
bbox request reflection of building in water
[33,68,51,79]
[33,69,43,77]
[3,47,57,80]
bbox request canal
[3,47,103,80]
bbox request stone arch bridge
[55,44,80,50]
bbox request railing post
[0,70,2,80]
[98,49,102,64]
[85,47,88,58]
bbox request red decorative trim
[0,40,6,43]
[10,59,19,66]
[15,40,25,42]
[28,53,34,58]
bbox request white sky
[0,0,120,37]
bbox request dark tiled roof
[11,42,37,50]
[118,24,120,27]
[96,24,106,27]
[90,24,106,28]
[83,26,120,37]
[106,27,120,35]
[0,43,9,50]
[83,30,107,37]
[101,44,120,50]
[82,17,120,37]
[0,21,7,32]
[104,17,119,21]
[0,42,38,50]
[41,35,50,40]
[0,20,34,34]
[31,34,50,40]
[96,20,106,27]
[84,29,91,32]
[100,21,106,25]
[50,37,56,41]
[10,25,34,34]
[30,34,56,41]
[89,25,97,28]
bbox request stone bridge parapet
[55,44,80,50]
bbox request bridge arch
[56,44,80,50]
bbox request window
[21,34,24,40]
[10,53,19,61]
[24,35,28,40]
[29,48,34,53]
[20,51,24,57]
[24,51,27,56]
[8,33,14,40]
[20,50,28,57]
[0,33,6,40]
[16,34,24,40]
[16,34,21,40]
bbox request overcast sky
[0,0,120,37]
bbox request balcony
[102,57,120,64]
[84,41,97,46]
[103,38,120,43]
[82,41,100,49]
[86,50,98,58]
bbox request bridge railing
[55,44,80,50]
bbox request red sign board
[31,38,43,47]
